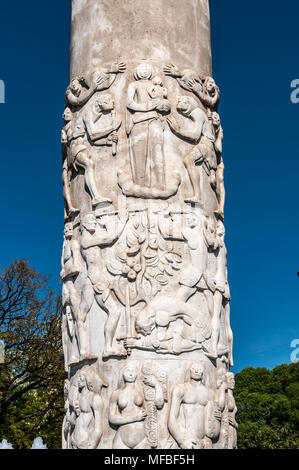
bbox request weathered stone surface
[61,0,236,449]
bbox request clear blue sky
[0,0,298,373]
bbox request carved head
[81,213,97,234]
[64,222,73,240]
[204,77,217,94]
[177,95,198,116]
[135,63,154,81]
[216,220,225,240]
[212,112,221,129]
[96,93,114,112]
[70,78,82,96]
[189,363,204,382]
[63,107,73,123]
[78,370,93,391]
[135,306,156,336]
[152,76,163,86]
[123,364,138,384]
[227,372,235,390]
[185,212,200,229]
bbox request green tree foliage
[235,363,299,449]
[0,259,64,449]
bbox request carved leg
[150,120,165,190]
[69,282,88,359]
[62,167,80,218]
[206,289,222,360]
[76,151,111,205]
[183,150,203,204]
[224,300,234,366]
[97,293,127,358]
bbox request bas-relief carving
[61,59,235,449]
[63,366,108,449]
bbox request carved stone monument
[61,0,236,449]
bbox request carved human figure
[109,364,151,449]
[65,62,126,107]
[64,110,110,207]
[71,369,107,449]
[126,63,170,190]
[207,219,233,360]
[61,107,80,219]
[127,292,209,355]
[158,210,218,320]
[163,64,220,111]
[226,372,238,448]
[80,212,128,358]
[61,222,88,362]
[62,380,71,449]
[212,112,225,219]
[83,93,122,156]
[167,96,216,204]
[168,363,221,449]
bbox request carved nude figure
[109,364,151,449]
[83,93,122,156]
[71,369,107,449]
[65,62,126,107]
[227,372,238,448]
[168,363,221,449]
[167,96,216,204]
[207,219,233,361]
[212,112,225,219]
[63,110,111,207]
[61,222,88,362]
[126,63,170,190]
[80,212,128,358]
[61,107,80,219]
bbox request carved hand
[214,406,222,421]
[94,74,106,90]
[187,78,202,94]
[110,62,126,74]
[147,98,160,111]
[167,116,179,133]
[134,409,147,422]
[74,401,81,417]
[163,63,180,77]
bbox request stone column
[61,0,236,450]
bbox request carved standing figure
[80,212,128,358]
[61,222,88,362]
[61,107,80,219]
[227,372,238,449]
[212,112,225,219]
[64,111,110,207]
[83,93,122,156]
[109,364,150,449]
[126,63,170,190]
[71,369,107,449]
[206,220,232,360]
[167,96,216,204]
[168,363,221,449]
